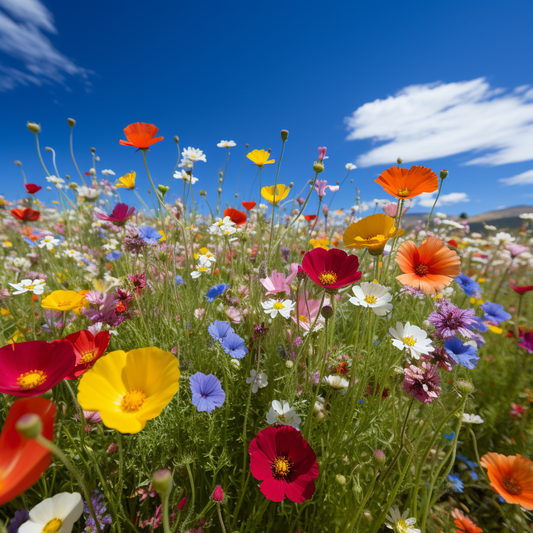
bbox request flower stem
[216,504,227,533]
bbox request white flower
[262,298,295,319]
[519,213,533,220]
[190,265,211,279]
[77,186,100,200]
[101,169,115,176]
[46,175,65,188]
[246,369,268,393]
[217,140,236,148]
[208,216,241,236]
[38,236,61,250]
[20,492,84,533]
[493,232,514,244]
[462,413,484,424]
[435,212,447,219]
[349,282,392,316]
[345,163,357,171]
[441,219,463,229]
[181,147,207,163]
[385,507,420,533]
[173,169,199,184]
[389,322,434,359]
[484,224,497,231]
[324,375,349,389]
[266,400,301,429]
[9,279,46,295]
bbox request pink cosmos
[318,146,327,161]
[510,403,527,418]
[506,243,529,258]
[226,306,244,324]
[518,331,533,353]
[292,293,326,332]
[260,269,297,295]
[212,486,224,502]
[296,197,306,206]
[314,179,339,197]
[94,203,135,226]
[382,202,411,218]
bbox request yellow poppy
[41,290,86,312]
[77,347,180,434]
[159,230,166,242]
[247,149,275,167]
[343,214,404,256]
[115,172,136,190]
[309,238,330,250]
[261,184,290,206]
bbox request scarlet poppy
[25,184,42,194]
[302,248,361,290]
[510,284,533,295]
[64,329,110,380]
[119,122,164,150]
[0,340,76,397]
[451,509,483,533]
[241,201,256,211]
[447,239,458,248]
[249,425,319,503]
[11,208,40,222]
[0,397,56,506]
[224,208,247,226]
[375,165,439,199]
[304,215,317,221]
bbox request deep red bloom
[224,208,247,226]
[249,425,319,503]
[63,329,110,379]
[510,284,533,295]
[0,340,76,397]
[85,172,91,176]
[304,215,317,221]
[241,201,256,211]
[120,122,164,149]
[0,397,56,505]
[212,485,224,502]
[302,248,361,290]
[94,203,135,226]
[11,208,40,222]
[25,184,42,194]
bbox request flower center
[273,302,285,310]
[318,271,338,285]
[364,295,378,304]
[115,302,126,314]
[120,389,146,413]
[198,266,207,272]
[299,314,309,323]
[43,518,63,533]
[403,336,417,347]
[415,264,429,276]
[397,188,411,197]
[397,520,408,533]
[17,370,47,390]
[26,284,36,290]
[272,455,294,480]
[80,349,98,364]
[502,476,522,495]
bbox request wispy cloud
[0,0,92,91]
[415,192,470,208]
[345,78,533,168]
[499,169,533,186]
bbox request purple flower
[190,372,226,413]
[94,203,135,226]
[444,337,480,369]
[83,490,112,533]
[318,146,327,161]
[480,301,512,324]
[506,243,529,258]
[314,179,339,198]
[518,331,533,353]
[425,345,456,371]
[403,363,441,403]
[220,331,248,359]
[208,320,234,342]
[7,509,29,533]
[427,301,478,339]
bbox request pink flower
[295,197,306,206]
[292,293,326,332]
[322,205,329,215]
[95,203,135,226]
[177,497,187,510]
[510,403,527,418]
[260,270,296,295]
[194,308,205,319]
[318,146,327,161]
[314,179,339,198]
[212,485,224,502]
[506,243,529,258]
[226,306,243,324]
[382,202,411,218]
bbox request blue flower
[138,226,163,245]
[208,320,234,342]
[456,454,478,481]
[106,251,123,261]
[175,275,184,286]
[190,372,226,413]
[448,473,464,493]
[205,283,230,303]
[7,509,29,533]
[221,331,249,359]
[467,316,489,333]
[455,273,481,297]
[444,337,480,370]
[22,237,35,248]
[480,301,512,323]
[444,431,455,440]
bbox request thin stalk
[425,178,444,232]
[69,125,86,185]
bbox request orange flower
[375,165,438,199]
[396,236,460,294]
[119,123,164,150]
[451,509,483,533]
[224,208,247,226]
[480,453,533,510]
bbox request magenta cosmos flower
[314,179,339,197]
[302,248,361,290]
[94,203,135,226]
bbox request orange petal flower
[224,208,247,226]
[396,236,461,295]
[451,509,483,533]
[375,165,438,199]
[119,123,164,150]
[11,208,40,222]
[480,452,533,510]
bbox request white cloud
[416,192,470,208]
[345,78,533,168]
[0,0,92,91]
[499,169,533,186]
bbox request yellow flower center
[120,389,146,413]
[415,264,429,276]
[80,349,98,365]
[272,455,294,480]
[26,284,36,290]
[299,314,309,323]
[198,266,207,272]
[318,271,338,285]
[403,336,417,347]
[43,518,63,533]
[502,476,522,495]
[273,302,285,310]
[17,370,47,390]
[397,520,408,533]
[397,187,411,197]
[364,295,378,304]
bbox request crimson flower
[510,283,533,295]
[241,201,256,211]
[11,208,40,222]
[94,203,135,226]
[119,122,164,149]
[249,426,319,503]
[224,207,247,226]
[25,184,42,194]
[304,215,317,221]
[302,248,361,290]
[0,397,56,505]
[64,329,110,379]
[0,340,76,397]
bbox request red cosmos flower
[94,203,136,226]
[0,397,56,505]
[0,340,76,397]
[224,207,247,226]
[249,425,319,503]
[25,184,42,194]
[119,122,164,150]
[241,201,256,211]
[63,329,110,379]
[304,215,317,221]
[302,248,361,290]
[11,208,40,222]
[510,283,533,295]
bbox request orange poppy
[304,215,317,221]
[480,453,533,510]
[375,165,438,199]
[396,236,461,294]
[451,509,482,533]
[241,201,256,211]
[11,208,40,222]
[119,122,164,150]
[224,208,247,226]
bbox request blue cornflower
[444,337,480,370]
[448,473,464,493]
[480,301,512,323]
[456,454,478,481]
[220,331,249,359]
[208,320,234,342]
[190,372,226,413]
[7,509,29,533]
[22,237,35,248]
[205,283,230,303]
[455,273,481,297]
[106,250,122,261]
[467,316,489,333]
[175,275,184,286]
[444,431,455,440]
[138,226,163,245]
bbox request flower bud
[245,143,249,148]
[107,442,118,453]
[68,118,76,127]
[397,157,402,164]
[177,497,187,510]
[313,162,324,174]
[174,135,179,144]
[281,129,289,141]
[373,449,386,467]
[289,182,294,188]
[440,169,449,180]
[212,485,224,503]
[152,469,173,496]
[321,305,333,319]
[217,188,222,193]
[16,413,42,439]
[158,185,169,196]
[455,379,474,396]
[335,474,346,485]
[199,190,206,197]
[90,168,96,176]
[267,148,272,153]
[90,147,96,154]
[44,146,52,152]
[363,511,373,524]
[27,122,41,133]
[14,160,22,166]
[235,193,239,198]
[285,360,293,369]
[219,177,223,184]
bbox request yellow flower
[41,290,86,312]
[52,200,60,205]
[3,241,12,247]
[478,278,486,283]
[489,325,503,334]
[343,214,405,256]
[116,172,136,190]
[159,230,166,242]
[77,347,180,433]
[247,149,275,167]
[309,238,330,250]
[261,184,290,205]
[1,308,10,316]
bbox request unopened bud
[68,118,76,127]
[212,485,224,503]
[363,511,373,524]
[14,160,22,166]
[373,449,386,467]
[455,379,474,396]
[90,168,96,176]
[313,162,324,174]
[217,188,222,193]
[219,177,223,184]
[235,193,239,198]
[335,474,346,485]
[174,135,179,144]
[289,182,294,188]
[397,157,402,164]
[281,129,289,141]
[44,146,52,152]
[440,169,449,180]
[199,190,206,197]
[90,147,96,154]
[245,143,249,148]
[27,122,41,133]
[152,469,173,496]
[267,148,272,153]
[321,305,333,319]
[177,497,187,510]
[16,413,42,439]
[158,185,169,196]
[336,181,340,185]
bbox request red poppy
[0,397,56,505]
[304,215,317,221]
[11,208,40,222]
[302,248,361,290]
[447,239,458,248]
[85,172,91,177]
[451,509,483,533]
[224,208,247,226]
[242,201,256,211]
[64,329,110,379]
[510,284,533,295]
[25,184,42,194]
[119,122,164,150]
[0,340,76,397]
[249,425,319,503]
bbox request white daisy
[46,176,65,188]
[173,169,199,184]
[77,186,100,201]
[9,279,46,295]
[266,400,301,429]
[38,236,61,250]
[345,163,357,171]
[190,265,211,279]
[324,375,349,389]
[349,282,392,316]
[462,413,484,424]
[217,140,236,148]
[246,369,268,393]
[389,322,434,359]
[181,147,207,163]
[101,169,116,176]
[262,298,295,319]
[385,507,420,533]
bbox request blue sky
[1,0,532,216]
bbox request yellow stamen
[120,389,146,413]
[364,295,377,304]
[502,477,522,495]
[17,370,47,390]
[272,455,294,479]
[403,336,417,347]
[273,302,285,310]
[318,271,338,285]
[43,518,63,533]
[397,187,411,197]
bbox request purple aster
[7,509,29,533]
[427,300,478,339]
[403,363,441,403]
[444,337,480,369]
[208,320,234,342]
[83,490,112,533]
[220,331,249,359]
[190,372,226,413]
[480,301,512,324]
[94,203,135,226]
